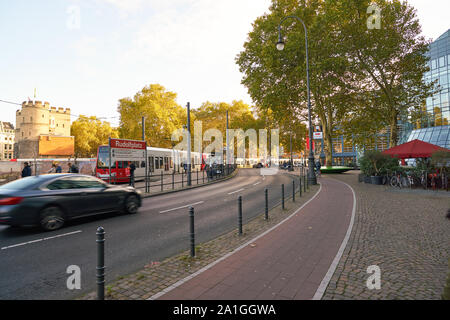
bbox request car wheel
[39,206,65,231]
[124,195,139,214]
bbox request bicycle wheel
[390,176,399,188]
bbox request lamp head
[276,32,285,51]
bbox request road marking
[253,182,261,186]
[159,201,205,214]
[1,230,82,251]
[227,188,244,195]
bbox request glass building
[401,29,450,149]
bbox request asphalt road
[0,168,300,300]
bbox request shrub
[360,150,399,176]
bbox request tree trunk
[389,110,399,147]
[324,131,333,167]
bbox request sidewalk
[153,177,354,300]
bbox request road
[0,168,300,300]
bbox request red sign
[110,139,146,150]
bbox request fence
[107,164,238,194]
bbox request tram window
[149,156,154,172]
[155,156,160,169]
[170,157,173,168]
[164,156,169,171]
[141,161,145,168]
[160,157,164,168]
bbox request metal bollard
[304,174,306,193]
[292,180,295,202]
[265,188,269,220]
[299,176,302,197]
[161,171,163,192]
[96,227,105,300]
[172,172,175,190]
[238,196,243,235]
[189,207,195,257]
[281,184,285,210]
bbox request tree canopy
[236,0,434,164]
[70,116,119,158]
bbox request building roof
[0,121,15,130]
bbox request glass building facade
[401,29,450,149]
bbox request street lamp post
[186,102,192,186]
[276,15,317,185]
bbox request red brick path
[157,177,354,300]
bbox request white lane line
[253,182,261,186]
[227,188,245,195]
[159,201,205,214]
[1,230,82,251]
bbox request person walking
[21,162,32,177]
[129,162,136,187]
[47,162,57,173]
[68,162,79,173]
[315,160,321,178]
[55,162,62,173]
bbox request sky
[0,0,449,127]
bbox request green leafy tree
[236,0,358,166]
[71,116,119,158]
[117,84,186,148]
[335,0,435,147]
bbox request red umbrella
[382,139,449,159]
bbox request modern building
[14,100,75,158]
[400,29,450,149]
[0,121,15,160]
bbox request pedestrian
[21,162,32,177]
[315,160,321,177]
[47,162,57,173]
[68,162,79,173]
[129,162,136,186]
[55,162,62,173]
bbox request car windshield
[0,176,42,190]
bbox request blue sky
[0,0,449,127]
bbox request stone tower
[14,100,74,158]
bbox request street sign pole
[108,137,111,184]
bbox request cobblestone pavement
[79,174,319,300]
[321,171,450,300]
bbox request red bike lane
[152,177,355,300]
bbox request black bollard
[265,188,269,220]
[292,180,295,202]
[189,207,195,257]
[299,176,302,197]
[238,196,243,235]
[96,227,105,300]
[281,184,285,210]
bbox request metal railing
[108,164,238,194]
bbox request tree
[117,84,186,148]
[236,0,357,165]
[70,116,119,158]
[334,0,435,147]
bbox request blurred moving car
[252,163,263,168]
[0,174,142,231]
